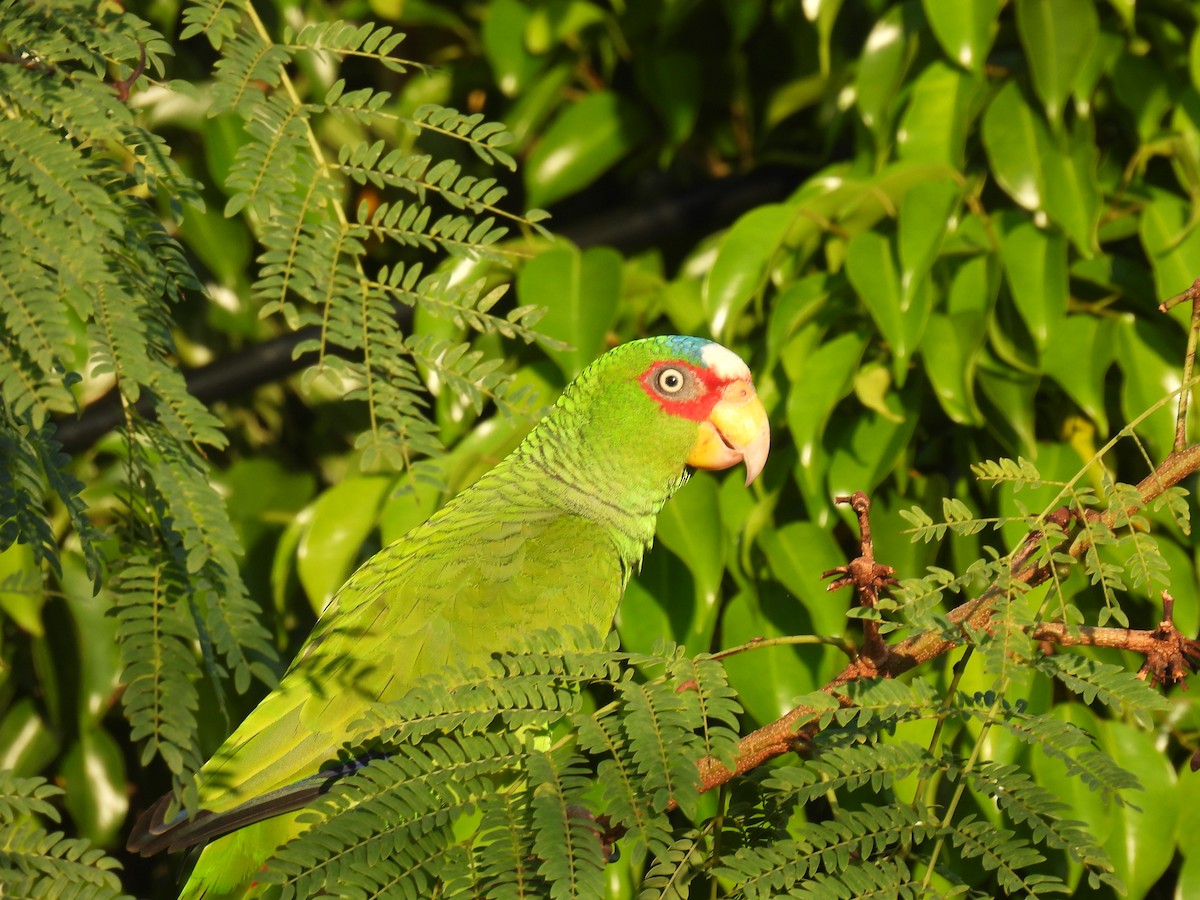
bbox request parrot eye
[656,367,686,394]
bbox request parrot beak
[687,379,770,486]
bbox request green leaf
[1041,315,1114,433]
[1138,188,1200,304]
[524,91,650,208]
[922,312,984,425]
[826,383,918,497]
[896,61,982,167]
[759,522,848,638]
[982,81,1046,212]
[525,0,607,54]
[846,231,931,385]
[297,475,396,613]
[1014,0,1099,126]
[898,178,961,306]
[61,729,129,846]
[518,242,622,378]
[785,330,868,487]
[1095,719,1178,897]
[655,472,725,655]
[977,353,1039,457]
[619,545,692,655]
[922,0,1000,71]
[1042,119,1101,256]
[703,203,794,341]
[0,698,59,776]
[481,0,539,97]
[719,586,821,725]
[1116,317,1186,460]
[0,541,43,636]
[996,213,1068,352]
[855,4,919,138]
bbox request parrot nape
[126,335,770,898]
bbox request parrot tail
[125,753,384,856]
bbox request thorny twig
[822,491,897,667]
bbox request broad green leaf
[1109,52,1175,143]
[977,353,1039,458]
[0,542,43,636]
[505,63,574,150]
[524,91,650,208]
[1042,315,1114,433]
[518,242,622,378]
[1179,842,1200,900]
[785,330,868,476]
[655,472,725,654]
[481,0,539,97]
[1096,719,1178,898]
[835,161,960,238]
[525,0,606,54]
[922,254,991,424]
[1117,317,1187,460]
[297,475,396,613]
[703,203,794,341]
[856,3,919,137]
[922,312,984,425]
[896,61,982,167]
[922,0,1000,71]
[826,384,918,497]
[1193,27,1200,92]
[898,178,961,307]
[1014,0,1099,126]
[982,81,1046,212]
[996,213,1068,352]
[765,273,838,373]
[759,522,848,637]
[1170,95,1200,205]
[61,729,128,846]
[1042,119,1101,256]
[179,200,252,293]
[720,585,822,725]
[61,553,122,729]
[378,474,443,547]
[0,698,59,776]
[618,544,693,656]
[220,458,317,556]
[1139,189,1200,304]
[846,230,931,385]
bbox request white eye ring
[656,367,686,394]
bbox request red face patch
[639,360,726,422]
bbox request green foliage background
[5,0,1200,896]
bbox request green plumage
[128,336,757,898]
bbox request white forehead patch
[700,342,751,380]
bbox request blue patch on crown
[660,335,712,362]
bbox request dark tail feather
[126,753,384,856]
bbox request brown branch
[694,442,1200,796]
[1033,591,1200,688]
[822,491,897,667]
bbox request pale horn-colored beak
[686,379,770,486]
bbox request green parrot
[127,335,770,898]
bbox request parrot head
[551,335,770,491]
